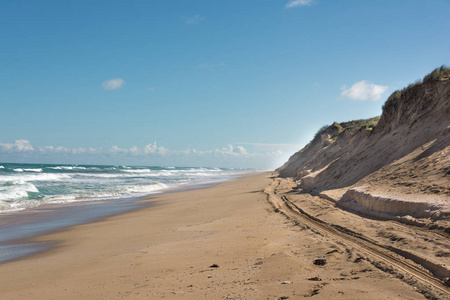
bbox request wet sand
[0,197,144,263]
[0,173,426,299]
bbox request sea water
[0,163,251,213]
[0,163,252,262]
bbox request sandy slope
[278,78,450,230]
[0,173,426,299]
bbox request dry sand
[0,173,429,299]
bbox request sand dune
[278,72,450,231]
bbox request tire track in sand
[264,178,450,300]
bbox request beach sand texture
[0,173,434,299]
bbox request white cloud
[71,148,88,154]
[38,146,70,153]
[143,142,168,155]
[214,144,248,156]
[185,15,205,25]
[107,143,167,156]
[178,145,250,157]
[0,139,169,157]
[341,80,388,101]
[0,139,289,168]
[14,140,34,152]
[102,78,124,90]
[179,148,212,156]
[236,146,247,155]
[0,139,287,161]
[39,146,94,155]
[0,140,34,152]
[109,145,129,154]
[286,0,313,8]
[129,146,140,155]
[87,147,103,154]
[175,144,289,159]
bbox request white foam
[0,166,4,169]
[0,200,41,213]
[0,165,250,213]
[0,181,39,201]
[13,168,23,172]
[127,183,168,194]
[121,169,153,173]
[0,173,71,183]
[48,166,87,170]
[44,194,78,203]
[23,168,43,172]
[75,173,136,179]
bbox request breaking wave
[0,163,251,213]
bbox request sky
[1,0,449,168]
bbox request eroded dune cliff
[278,67,450,227]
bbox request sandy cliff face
[278,76,450,225]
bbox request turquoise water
[0,163,251,213]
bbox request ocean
[0,162,252,214]
[0,162,254,262]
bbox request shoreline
[0,172,255,264]
[0,163,250,215]
[0,173,426,299]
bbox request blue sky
[1,0,449,168]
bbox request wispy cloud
[38,145,71,154]
[214,144,248,156]
[102,78,124,90]
[1,140,288,168]
[286,0,313,8]
[108,142,168,156]
[1,140,168,156]
[341,80,388,101]
[185,14,205,25]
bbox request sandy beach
[2,1,449,299]
[0,173,432,299]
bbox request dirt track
[265,177,450,300]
